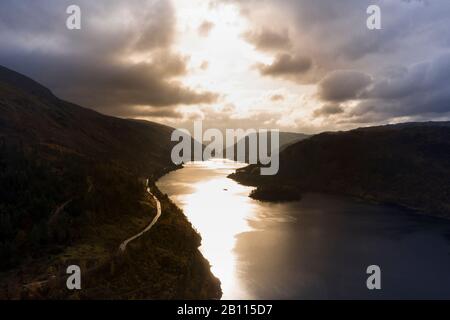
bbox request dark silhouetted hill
[223,131,310,162]
[0,65,180,175]
[0,66,220,299]
[231,122,450,218]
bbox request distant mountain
[230,122,450,218]
[277,132,311,151]
[223,131,310,162]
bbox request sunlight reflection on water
[157,159,450,300]
[157,159,257,299]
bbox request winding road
[119,186,161,253]
[22,182,161,292]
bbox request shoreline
[152,165,223,300]
[0,164,222,300]
[228,170,450,221]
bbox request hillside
[0,65,179,175]
[230,122,450,218]
[223,131,309,162]
[0,66,220,299]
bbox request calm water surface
[157,159,450,299]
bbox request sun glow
[136,0,322,133]
[173,0,263,91]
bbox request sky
[1,0,450,134]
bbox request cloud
[270,94,285,102]
[198,21,215,37]
[221,0,450,65]
[2,0,450,130]
[200,61,209,70]
[256,53,312,82]
[216,0,450,127]
[314,54,450,124]
[318,70,372,102]
[243,28,292,51]
[313,104,344,118]
[324,54,450,124]
[0,0,218,117]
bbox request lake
[157,159,450,299]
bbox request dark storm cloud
[318,54,450,123]
[243,28,292,51]
[221,0,445,62]
[318,70,372,102]
[217,0,450,124]
[0,0,218,116]
[256,53,312,81]
[348,54,450,122]
[313,104,344,118]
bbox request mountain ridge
[223,131,310,163]
[0,65,179,175]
